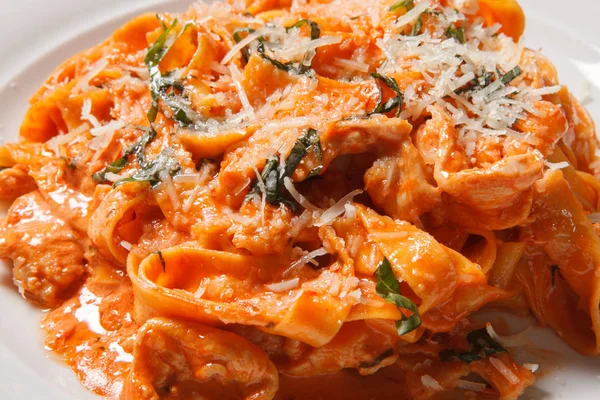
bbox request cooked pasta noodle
[1,0,599,399]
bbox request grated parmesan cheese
[456,379,487,392]
[221,28,268,64]
[81,98,101,129]
[228,64,255,119]
[485,323,531,348]
[283,177,320,211]
[489,357,520,385]
[523,363,539,373]
[314,189,363,226]
[283,247,328,276]
[74,58,109,93]
[393,1,431,29]
[277,36,343,60]
[265,278,300,292]
[421,374,443,390]
[544,160,569,170]
[333,57,369,73]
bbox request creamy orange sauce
[42,259,136,399]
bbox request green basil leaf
[286,19,321,40]
[374,258,421,336]
[257,41,293,72]
[233,27,259,62]
[389,0,415,12]
[410,14,423,36]
[368,73,404,117]
[114,147,180,188]
[145,19,198,127]
[441,328,506,364]
[92,126,158,183]
[248,128,322,209]
[446,26,466,44]
[500,66,522,85]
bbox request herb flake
[248,128,322,208]
[374,258,421,336]
[440,328,506,364]
[144,19,201,128]
[389,0,415,12]
[446,26,466,44]
[500,66,523,85]
[368,73,404,117]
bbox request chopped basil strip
[145,19,179,123]
[286,19,321,40]
[501,66,523,85]
[254,20,322,75]
[257,42,294,72]
[389,0,415,12]
[551,264,559,287]
[374,258,421,336]
[155,250,166,271]
[368,73,404,117]
[284,128,322,178]
[440,328,506,364]
[359,349,394,369]
[233,27,261,62]
[114,147,180,188]
[446,26,466,44]
[248,128,322,208]
[410,14,423,36]
[144,19,201,128]
[93,126,157,183]
[454,70,494,94]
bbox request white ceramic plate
[1,0,600,399]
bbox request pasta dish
[1,0,599,398]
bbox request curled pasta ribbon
[518,169,600,355]
[476,0,525,41]
[89,185,152,264]
[127,246,357,347]
[122,318,279,400]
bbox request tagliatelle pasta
[1,0,599,398]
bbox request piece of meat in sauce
[0,190,86,307]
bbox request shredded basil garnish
[410,14,423,36]
[389,0,415,12]
[286,19,321,40]
[144,19,201,128]
[92,126,157,183]
[374,258,421,336]
[368,73,404,117]
[248,128,322,208]
[440,328,506,363]
[113,147,180,188]
[249,19,321,75]
[257,42,294,72]
[155,250,166,271]
[446,26,466,44]
[551,265,559,287]
[454,70,494,94]
[233,27,262,62]
[500,66,523,85]
[359,349,394,369]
